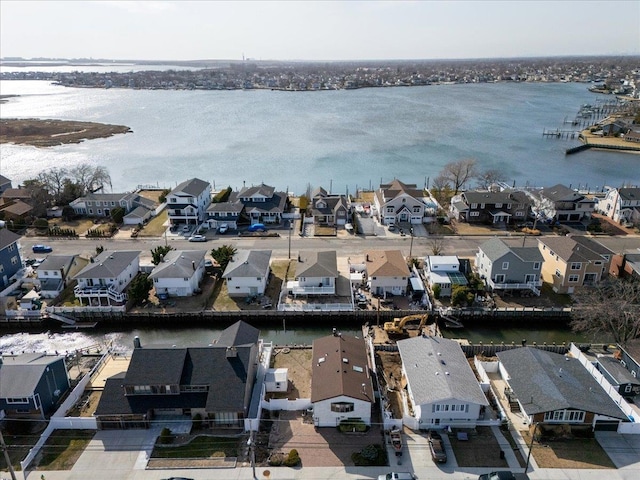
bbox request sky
[1,1,639,61]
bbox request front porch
[74,285,127,305]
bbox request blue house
[0,228,22,290]
[0,353,70,418]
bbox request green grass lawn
[34,429,96,470]
[152,436,241,458]
[139,210,168,237]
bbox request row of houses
[4,325,640,436]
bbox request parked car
[247,223,266,232]
[377,473,416,480]
[218,223,229,234]
[32,244,53,253]
[388,224,396,232]
[181,225,191,232]
[478,471,529,480]
[188,234,207,242]
[429,437,447,463]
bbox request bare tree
[570,278,640,346]
[70,164,112,194]
[439,159,478,194]
[476,168,507,190]
[430,174,453,207]
[37,167,68,203]
[428,237,445,256]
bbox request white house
[373,179,426,226]
[424,256,468,297]
[598,187,640,224]
[311,333,374,428]
[364,250,409,297]
[397,336,488,429]
[36,255,86,299]
[222,250,272,297]
[73,251,141,306]
[288,251,339,296]
[149,250,206,297]
[166,178,212,228]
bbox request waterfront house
[149,250,206,297]
[311,333,374,428]
[0,228,22,290]
[70,191,156,220]
[364,250,410,298]
[424,256,468,297]
[531,184,595,223]
[614,340,640,389]
[537,236,612,294]
[475,237,543,295]
[496,347,628,430]
[94,321,261,429]
[233,183,288,225]
[222,249,272,298]
[374,179,426,226]
[288,251,339,296]
[73,250,141,306]
[450,189,531,224]
[206,198,243,231]
[0,174,11,195]
[166,178,212,228]
[397,336,488,429]
[36,254,86,299]
[309,187,350,227]
[0,353,70,419]
[598,187,640,225]
[596,355,640,398]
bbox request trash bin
[499,450,505,459]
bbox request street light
[288,220,293,260]
[525,421,540,472]
[409,227,414,260]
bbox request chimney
[366,254,370,262]
[192,261,196,271]
[298,255,302,262]
[133,336,141,349]
[226,346,238,358]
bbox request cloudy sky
[1,1,638,61]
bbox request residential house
[233,183,288,225]
[309,187,350,227]
[475,237,543,295]
[73,250,141,305]
[0,198,34,223]
[598,187,640,224]
[624,128,640,143]
[166,178,212,227]
[537,236,613,294]
[36,254,86,299]
[0,175,11,195]
[0,353,70,419]
[149,250,206,297]
[424,256,468,297]
[610,253,640,279]
[311,333,374,427]
[614,340,640,388]
[364,250,410,297]
[206,199,243,230]
[288,251,339,296]
[374,179,426,226]
[70,192,157,220]
[496,347,628,430]
[0,228,22,290]
[451,189,531,224]
[397,336,488,429]
[596,355,640,398]
[532,184,596,223]
[222,250,272,297]
[94,321,261,429]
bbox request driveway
[596,431,640,469]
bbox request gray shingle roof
[538,236,611,263]
[397,336,488,406]
[539,184,582,202]
[618,187,640,202]
[497,347,627,420]
[223,250,272,279]
[0,353,64,398]
[0,228,21,251]
[74,250,140,279]
[295,251,339,278]
[597,356,639,386]
[238,183,276,199]
[172,178,210,197]
[37,255,76,272]
[479,237,542,263]
[149,250,206,280]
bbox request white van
[377,473,416,480]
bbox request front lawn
[448,427,509,468]
[521,430,615,469]
[138,210,168,237]
[34,429,95,470]
[151,435,241,459]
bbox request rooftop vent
[226,346,238,358]
[343,358,349,364]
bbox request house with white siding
[424,256,468,297]
[364,250,409,297]
[288,251,339,296]
[374,179,426,226]
[166,178,212,228]
[73,250,141,305]
[222,250,272,297]
[36,255,87,299]
[598,187,640,225]
[149,250,206,297]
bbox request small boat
[390,428,403,456]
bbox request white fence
[47,304,126,314]
[278,303,354,312]
[262,398,312,412]
[569,343,640,434]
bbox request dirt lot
[521,430,615,469]
[270,348,312,399]
[448,427,510,468]
[376,351,404,419]
[0,118,131,146]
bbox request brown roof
[0,199,33,216]
[311,334,374,403]
[365,250,410,277]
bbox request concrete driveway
[596,431,640,469]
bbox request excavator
[383,313,430,335]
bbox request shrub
[284,448,300,467]
[432,283,441,299]
[34,218,49,229]
[192,413,203,430]
[351,443,387,466]
[338,419,368,433]
[158,427,172,444]
[268,452,284,466]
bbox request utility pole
[288,220,293,260]
[409,227,414,260]
[525,422,539,472]
[0,429,17,480]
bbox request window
[568,274,579,283]
[515,211,524,216]
[625,385,633,393]
[571,262,581,270]
[507,203,512,209]
[495,203,502,208]
[543,409,585,423]
[502,262,509,270]
[7,397,29,404]
[494,274,505,283]
[470,211,480,217]
[413,206,421,213]
[555,269,561,277]
[470,203,477,209]
[133,385,152,394]
[533,262,540,270]
[11,256,18,265]
[331,402,354,413]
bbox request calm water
[1,80,637,195]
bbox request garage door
[594,420,619,431]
